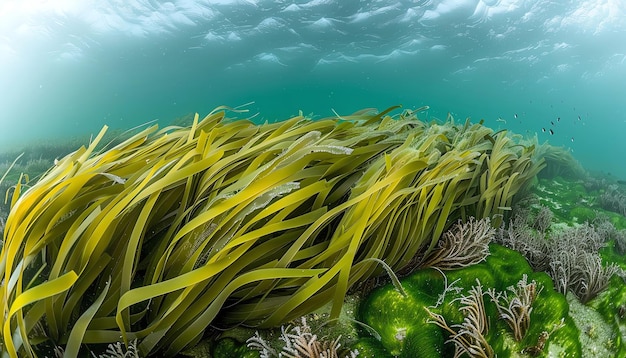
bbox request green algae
[569,206,597,225]
[607,213,626,231]
[533,177,593,225]
[359,244,581,357]
[358,270,442,357]
[600,231,626,272]
[532,176,626,230]
[352,337,393,358]
[212,337,258,358]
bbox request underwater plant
[599,184,626,217]
[425,280,494,358]
[427,274,543,356]
[0,106,543,357]
[545,223,620,303]
[530,205,553,235]
[497,210,622,304]
[534,142,586,180]
[614,230,626,255]
[418,217,494,270]
[486,274,542,342]
[362,243,582,357]
[496,214,550,272]
[246,316,359,358]
[49,339,140,358]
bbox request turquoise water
[1,0,625,178]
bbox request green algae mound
[359,244,582,357]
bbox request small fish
[514,113,518,119]
[549,129,554,135]
[578,115,581,121]
[497,117,506,123]
[542,128,546,132]
[571,137,574,142]
[551,121,554,126]
[557,117,560,122]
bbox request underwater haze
[1,0,625,178]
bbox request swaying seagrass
[0,105,544,357]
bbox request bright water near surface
[1,0,625,178]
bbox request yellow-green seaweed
[0,106,543,357]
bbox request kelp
[0,106,544,357]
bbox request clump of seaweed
[583,175,608,192]
[534,143,586,180]
[247,317,358,358]
[592,214,626,255]
[615,231,626,255]
[550,222,608,255]
[0,106,544,357]
[568,252,620,303]
[427,275,547,357]
[51,339,140,358]
[530,206,553,235]
[426,280,494,358]
[419,217,494,270]
[598,184,626,217]
[547,224,620,303]
[497,210,621,304]
[98,340,140,358]
[495,212,550,272]
[487,274,542,342]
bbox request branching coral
[246,332,277,358]
[0,106,543,357]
